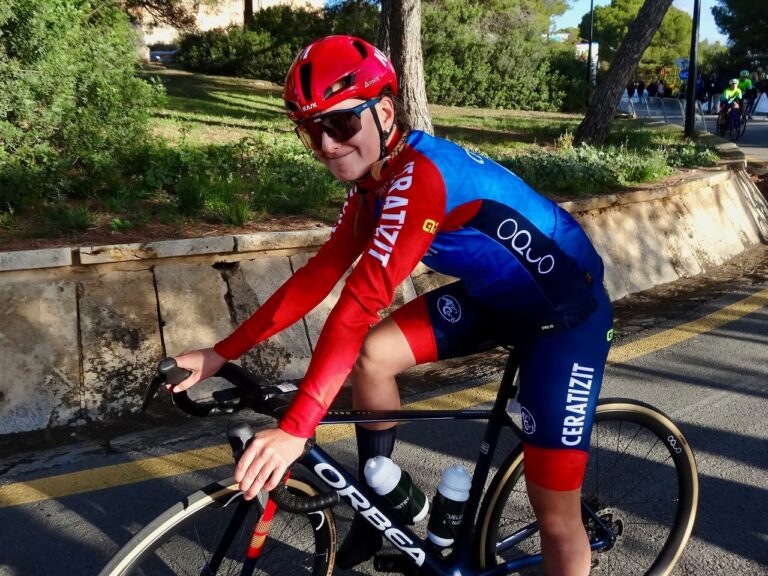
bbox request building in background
[136,0,324,49]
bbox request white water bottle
[364,456,429,524]
[427,465,471,547]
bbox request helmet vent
[352,40,368,58]
[299,63,313,101]
[323,74,355,100]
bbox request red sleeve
[280,158,447,437]
[214,188,373,360]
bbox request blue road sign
[679,69,689,81]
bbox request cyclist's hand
[170,348,227,393]
[234,427,306,500]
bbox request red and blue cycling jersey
[215,130,608,441]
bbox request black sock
[355,424,397,478]
[335,425,397,570]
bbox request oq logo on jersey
[437,295,461,323]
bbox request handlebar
[144,357,338,513]
[227,421,339,513]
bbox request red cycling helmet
[284,35,398,123]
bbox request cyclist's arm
[280,158,447,438]
[213,189,374,360]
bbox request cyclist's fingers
[166,373,199,393]
[262,463,287,492]
[169,348,226,393]
[241,458,283,500]
[239,460,268,499]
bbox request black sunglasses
[295,98,381,150]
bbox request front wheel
[100,473,336,576]
[729,113,741,141]
[716,111,727,137]
[476,399,698,576]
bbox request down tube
[299,445,448,576]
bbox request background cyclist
[737,70,756,118]
[720,78,743,122]
[170,35,613,576]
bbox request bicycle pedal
[373,552,418,574]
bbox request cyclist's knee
[353,319,416,380]
[353,339,395,379]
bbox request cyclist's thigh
[389,280,501,364]
[515,291,613,489]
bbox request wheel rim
[482,406,695,576]
[113,480,333,575]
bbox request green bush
[204,175,252,226]
[0,0,164,205]
[422,0,563,111]
[41,204,95,234]
[176,2,341,84]
[177,27,298,84]
[499,144,673,197]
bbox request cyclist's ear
[376,95,396,135]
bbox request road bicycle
[716,102,746,141]
[99,349,698,576]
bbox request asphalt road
[1,247,767,576]
[735,115,768,162]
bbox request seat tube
[454,352,521,567]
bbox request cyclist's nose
[320,131,343,154]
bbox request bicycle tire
[99,474,336,576]
[476,399,698,576]
[729,114,741,141]
[739,113,747,136]
[716,113,727,137]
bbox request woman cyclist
[171,35,613,576]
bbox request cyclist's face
[309,97,395,182]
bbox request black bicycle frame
[295,353,614,576]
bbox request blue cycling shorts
[391,280,613,490]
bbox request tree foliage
[421,0,565,110]
[120,0,196,29]
[697,39,729,74]
[579,0,691,70]
[0,0,163,203]
[712,0,768,67]
[174,0,579,112]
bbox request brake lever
[142,358,193,413]
[141,374,163,413]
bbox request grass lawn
[0,66,719,250]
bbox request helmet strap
[370,107,391,160]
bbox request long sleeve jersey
[214,131,605,438]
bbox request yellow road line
[0,383,501,510]
[1,287,766,509]
[607,287,768,364]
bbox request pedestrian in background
[626,81,636,100]
[706,72,721,113]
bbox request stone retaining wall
[1,167,766,435]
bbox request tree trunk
[244,0,254,29]
[574,0,673,146]
[378,0,392,56]
[386,0,433,134]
